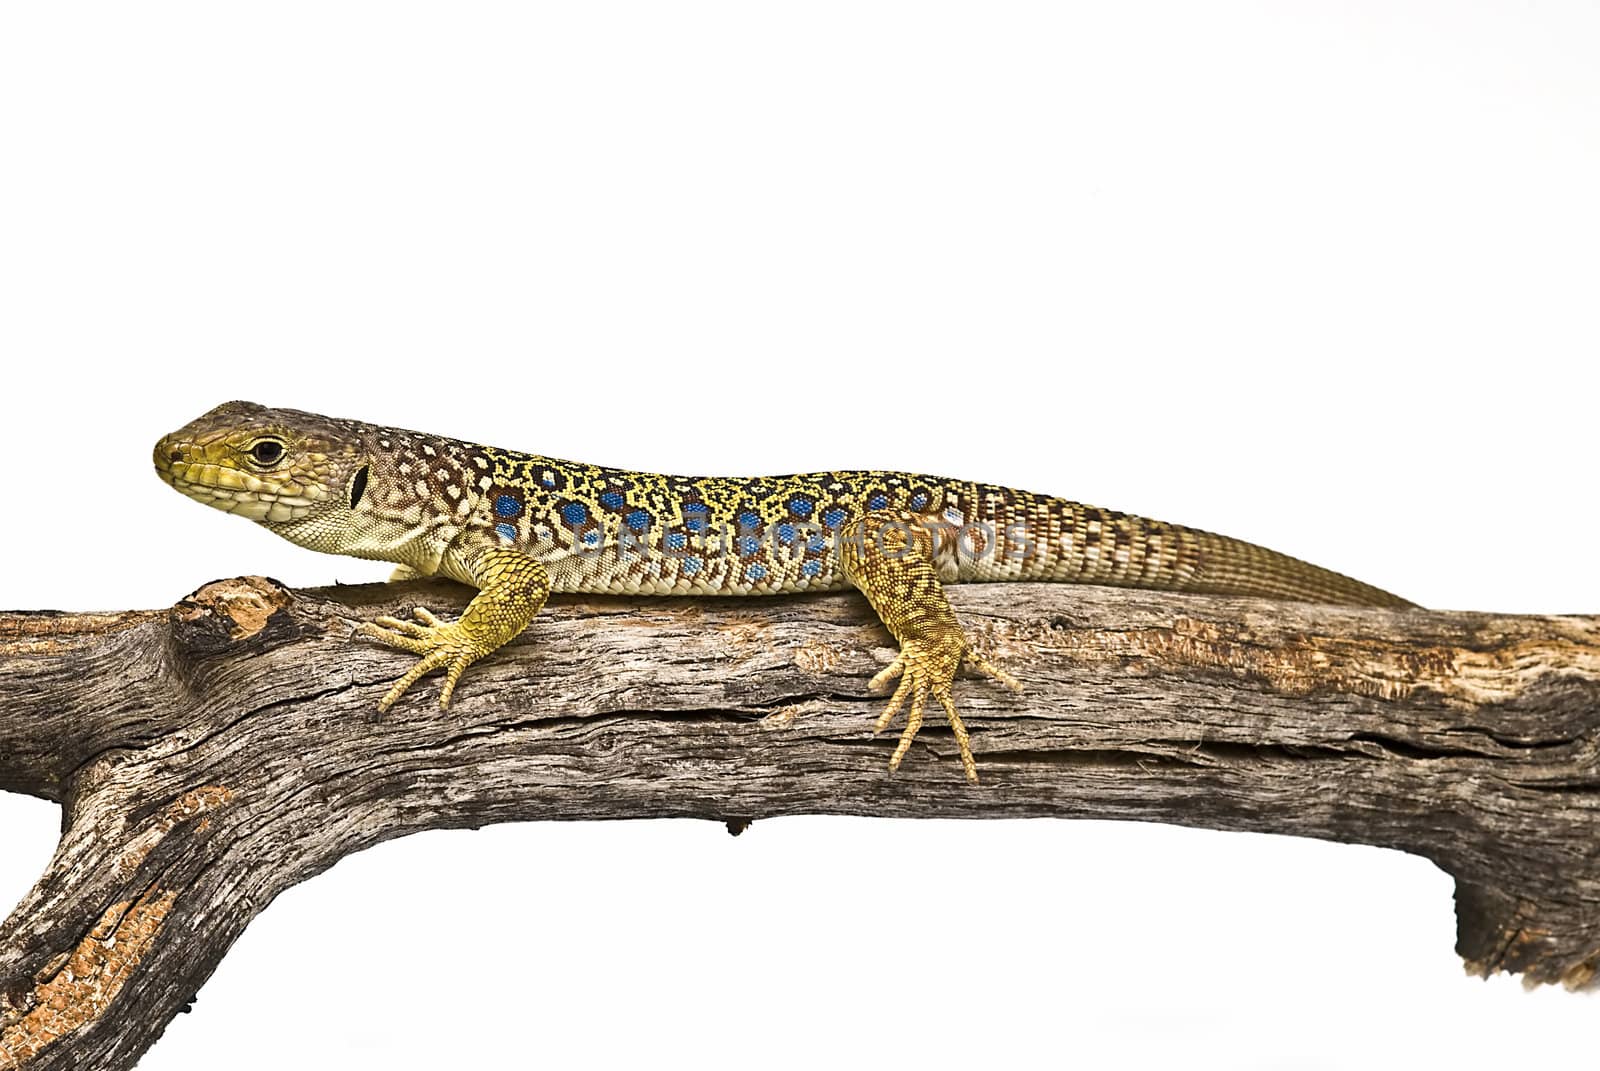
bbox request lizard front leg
[841,511,1021,782]
[359,548,550,711]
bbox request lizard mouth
[153,436,320,524]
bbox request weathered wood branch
[2,576,1600,1068]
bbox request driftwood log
[2,576,1599,1068]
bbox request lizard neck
[273,431,496,577]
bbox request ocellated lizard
[155,401,1412,781]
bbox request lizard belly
[545,543,851,596]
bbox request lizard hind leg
[841,511,1021,783]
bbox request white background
[2,2,1598,1067]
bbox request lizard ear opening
[349,464,370,510]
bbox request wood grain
[2,576,1598,1068]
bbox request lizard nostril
[168,448,184,462]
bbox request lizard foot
[359,607,491,712]
[869,638,1022,783]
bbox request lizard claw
[369,606,445,640]
[359,608,488,712]
[868,639,1018,783]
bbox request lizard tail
[1160,525,1415,608]
[978,496,1415,609]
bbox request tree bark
[2,575,1599,1068]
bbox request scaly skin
[155,401,1413,781]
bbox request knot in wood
[168,576,300,658]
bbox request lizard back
[467,451,1410,608]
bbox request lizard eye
[248,439,286,467]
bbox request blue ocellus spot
[495,522,517,542]
[738,535,760,555]
[494,495,522,518]
[560,502,588,526]
[683,556,702,576]
[776,522,796,543]
[600,491,625,509]
[867,493,888,511]
[737,510,761,530]
[822,507,848,528]
[664,532,687,551]
[800,559,822,578]
[745,563,767,581]
[788,496,814,517]
[626,509,651,531]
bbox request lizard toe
[362,616,489,713]
[869,637,995,782]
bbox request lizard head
[153,401,373,531]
